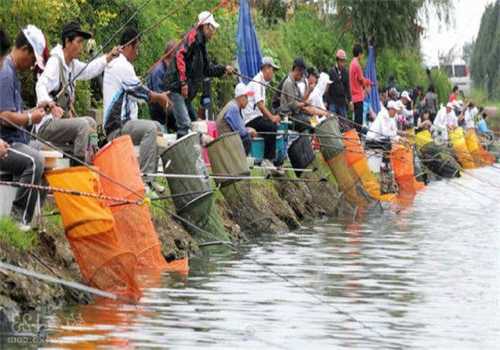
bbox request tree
[470,0,500,99]
[333,0,453,50]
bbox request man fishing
[0,26,47,231]
[349,44,372,134]
[103,27,170,196]
[433,102,458,142]
[242,56,280,169]
[167,11,235,138]
[216,82,256,154]
[35,21,120,162]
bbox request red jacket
[349,57,371,103]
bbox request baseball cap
[293,57,306,70]
[335,49,346,60]
[261,56,279,69]
[235,83,254,98]
[62,22,92,40]
[446,102,454,109]
[198,11,220,29]
[22,25,47,69]
[401,90,412,102]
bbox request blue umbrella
[364,45,381,114]
[236,0,262,83]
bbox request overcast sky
[420,0,494,67]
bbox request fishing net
[449,128,477,169]
[45,167,140,300]
[325,153,371,207]
[390,144,425,194]
[343,129,395,202]
[419,142,460,178]
[464,129,495,166]
[93,136,175,272]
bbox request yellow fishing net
[449,127,477,169]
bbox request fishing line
[154,203,387,339]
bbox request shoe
[151,182,166,194]
[16,222,32,233]
[261,159,283,176]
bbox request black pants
[290,113,313,133]
[353,101,364,133]
[247,117,277,161]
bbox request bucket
[316,117,344,160]
[162,133,212,213]
[0,172,16,218]
[250,137,265,163]
[45,167,115,238]
[94,135,144,202]
[207,132,250,187]
[288,135,315,176]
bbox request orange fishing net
[390,144,425,194]
[94,136,187,273]
[46,167,141,300]
[464,129,495,166]
[449,128,477,169]
[343,129,395,202]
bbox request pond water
[38,167,500,349]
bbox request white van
[441,59,471,95]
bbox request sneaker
[16,222,32,233]
[261,159,284,176]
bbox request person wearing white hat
[366,100,401,143]
[0,26,49,231]
[216,83,256,154]
[433,102,458,142]
[243,56,281,166]
[167,11,234,138]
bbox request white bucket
[367,151,383,174]
[0,184,17,218]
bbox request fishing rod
[56,0,178,99]
[0,116,144,202]
[146,0,229,74]
[153,203,387,339]
[0,180,142,205]
[0,261,119,301]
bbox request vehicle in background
[441,58,471,96]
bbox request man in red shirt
[349,44,371,133]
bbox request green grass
[0,217,38,251]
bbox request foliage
[470,0,500,100]
[0,217,37,251]
[334,0,453,50]
[0,0,453,117]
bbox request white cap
[401,90,412,102]
[198,11,220,29]
[261,56,279,69]
[234,82,254,98]
[387,100,402,111]
[446,102,454,109]
[22,25,46,69]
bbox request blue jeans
[328,103,347,118]
[170,92,197,137]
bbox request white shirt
[307,72,330,110]
[366,108,398,141]
[464,107,478,129]
[242,71,267,124]
[35,44,107,130]
[433,107,458,140]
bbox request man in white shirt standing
[36,22,119,162]
[463,102,478,130]
[243,56,280,168]
[433,102,458,142]
[103,27,170,195]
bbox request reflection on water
[39,167,500,349]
